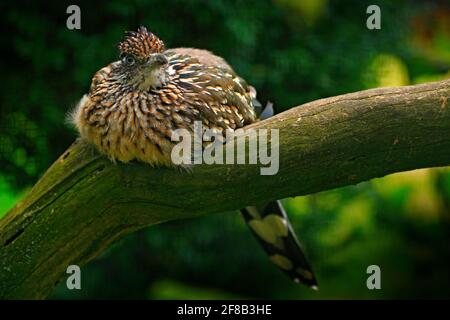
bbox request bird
[71,26,318,289]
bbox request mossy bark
[1,79,449,299]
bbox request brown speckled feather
[73,40,256,165]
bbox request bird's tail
[241,201,318,289]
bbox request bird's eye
[123,55,135,65]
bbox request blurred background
[0,0,449,299]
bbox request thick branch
[1,79,449,299]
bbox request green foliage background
[0,0,449,299]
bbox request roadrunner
[72,26,317,288]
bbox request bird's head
[116,26,169,90]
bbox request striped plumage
[72,27,256,166]
[72,26,317,288]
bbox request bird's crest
[118,26,165,59]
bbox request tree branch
[1,79,449,299]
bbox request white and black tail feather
[241,201,318,289]
[243,92,317,287]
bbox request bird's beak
[147,53,168,67]
[136,53,169,90]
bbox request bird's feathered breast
[73,50,257,166]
